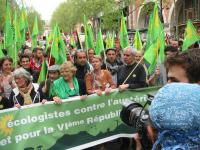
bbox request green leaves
[50,0,128,32]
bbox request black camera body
[120,94,155,149]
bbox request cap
[48,65,60,72]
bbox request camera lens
[120,100,145,128]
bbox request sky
[23,0,66,21]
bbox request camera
[120,93,155,149]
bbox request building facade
[127,0,200,38]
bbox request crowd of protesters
[0,30,200,150]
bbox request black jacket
[0,96,12,110]
[9,83,42,107]
[75,63,91,95]
[117,62,148,89]
[38,80,53,101]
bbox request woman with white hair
[9,68,43,108]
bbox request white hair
[13,67,33,81]
[123,46,137,55]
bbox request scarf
[19,83,33,105]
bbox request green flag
[51,25,59,62]
[70,35,76,48]
[20,3,29,45]
[106,32,115,49]
[95,28,104,55]
[145,13,153,50]
[38,60,47,83]
[13,11,22,51]
[120,13,129,49]
[51,25,66,65]
[111,31,115,48]
[87,24,94,49]
[106,32,112,49]
[182,20,200,51]
[57,26,67,64]
[46,30,53,52]
[4,0,14,58]
[144,3,165,74]
[134,30,143,51]
[83,15,94,50]
[12,11,22,67]
[32,16,39,49]
[152,3,165,62]
[144,42,159,74]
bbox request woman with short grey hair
[9,68,44,108]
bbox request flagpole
[14,39,17,68]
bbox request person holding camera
[120,48,200,149]
[148,48,200,148]
[149,83,200,150]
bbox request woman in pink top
[0,57,16,99]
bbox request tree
[0,1,43,36]
[0,0,19,31]
[27,8,44,34]
[50,0,132,32]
